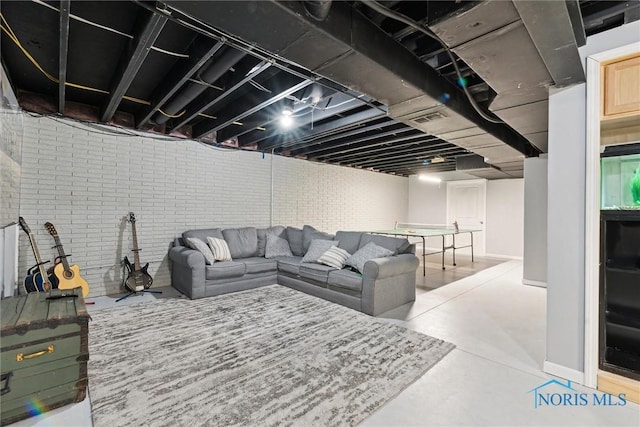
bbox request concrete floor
[11,259,640,426]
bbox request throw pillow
[301,239,339,263]
[345,242,393,274]
[265,233,293,258]
[286,227,304,256]
[206,237,232,261]
[185,237,215,265]
[303,225,335,252]
[317,246,351,269]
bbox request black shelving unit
[599,210,640,380]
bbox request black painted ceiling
[1,0,637,177]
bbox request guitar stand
[116,289,162,303]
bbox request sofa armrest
[169,246,206,299]
[361,253,419,316]
[362,253,419,280]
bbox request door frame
[584,42,639,389]
[446,178,487,256]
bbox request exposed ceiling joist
[58,0,70,114]
[194,78,313,139]
[136,39,225,128]
[100,11,168,122]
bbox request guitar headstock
[128,212,136,224]
[18,217,31,234]
[44,222,58,237]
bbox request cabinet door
[602,54,640,119]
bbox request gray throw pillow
[265,233,293,258]
[345,242,393,274]
[303,225,335,252]
[286,227,304,256]
[301,239,339,263]
[185,237,215,265]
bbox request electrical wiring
[1,13,149,105]
[249,80,272,93]
[31,0,189,58]
[360,0,504,125]
[187,78,224,91]
[158,108,186,119]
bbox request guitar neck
[131,221,141,271]
[28,232,49,282]
[52,235,71,272]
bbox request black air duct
[303,0,332,21]
[153,47,246,125]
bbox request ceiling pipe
[302,0,333,21]
[152,46,247,125]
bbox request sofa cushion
[256,226,286,257]
[222,227,258,259]
[205,261,245,280]
[301,239,339,263]
[299,263,335,284]
[346,242,393,274]
[328,269,363,293]
[184,237,215,265]
[286,227,304,256]
[242,257,278,274]
[317,246,351,269]
[359,233,410,254]
[275,256,303,275]
[335,231,363,255]
[265,234,293,258]
[207,237,232,261]
[182,228,223,242]
[302,225,335,252]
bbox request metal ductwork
[152,46,247,125]
[164,0,539,171]
[427,0,586,159]
[302,0,332,21]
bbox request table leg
[422,236,426,276]
[441,235,445,270]
[452,233,457,266]
[471,232,475,262]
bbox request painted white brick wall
[18,115,408,297]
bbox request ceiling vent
[412,110,448,124]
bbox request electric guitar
[124,212,153,292]
[44,222,90,298]
[18,217,55,292]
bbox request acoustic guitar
[44,222,90,298]
[18,217,55,293]
[124,212,153,292]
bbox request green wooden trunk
[0,289,89,426]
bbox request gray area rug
[88,285,454,427]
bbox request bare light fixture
[418,174,442,183]
[280,104,294,127]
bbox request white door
[446,179,486,256]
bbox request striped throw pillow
[317,246,351,269]
[207,237,232,261]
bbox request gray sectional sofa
[169,225,419,316]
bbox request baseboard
[484,253,523,260]
[522,279,547,288]
[543,361,585,384]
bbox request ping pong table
[371,223,481,276]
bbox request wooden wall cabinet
[601,53,640,146]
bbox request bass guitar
[124,212,153,292]
[18,217,55,292]
[44,222,90,298]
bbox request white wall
[407,175,447,224]
[544,20,640,381]
[485,179,524,258]
[18,114,408,297]
[408,176,524,257]
[523,157,548,286]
